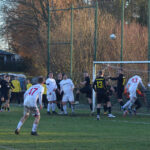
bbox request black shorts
[117,89,124,99]
[96,93,107,104]
[56,90,63,102]
[1,92,11,100]
[80,86,92,99]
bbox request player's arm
[39,89,44,109]
[70,80,75,90]
[92,80,97,92]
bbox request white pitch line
[0,146,19,150]
[106,119,150,125]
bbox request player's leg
[87,87,93,113]
[103,103,107,115]
[47,95,52,115]
[107,100,116,118]
[96,94,102,120]
[117,90,124,107]
[31,107,41,135]
[15,106,30,134]
[134,99,141,114]
[62,95,68,115]
[75,89,80,104]
[51,92,57,114]
[69,93,75,114]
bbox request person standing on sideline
[26,79,32,90]
[11,77,21,104]
[15,76,44,136]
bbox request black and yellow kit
[93,76,107,104]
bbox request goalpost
[92,61,150,112]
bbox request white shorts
[129,89,137,101]
[47,91,56,101]
[62,92,74,103]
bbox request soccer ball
[110,34,116,40]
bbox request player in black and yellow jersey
[110,69,126,107]
[93,70,107,120]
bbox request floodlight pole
[47,3,50,74]
[121,0,124,62]
[148,0,150,82]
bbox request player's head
[57,73,62,80]
[4,75,10,81]
[83,71,88,77]
[38,76,44,84]
[63,73,67,80]
[27,79,31,84]
[118,68,123,74]
[98,70,104,77]
[48,72,53,78]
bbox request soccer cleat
[133,109,136,115]
[31,131,38,136]
[58,111,64,115]
[15,129,19,135]
[52,111,57,115]
[75,101,79,105]
[96,115,100,120]
[47,111,51,115]
[108,114,116,118]
[123,110,128,117]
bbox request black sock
[120,101,124,106]
[57,103,61,109]
[7,107,10,111]
[103,105,107,112]
[89,103,92,111]
[97,108,100,115]
[108,107,111,114]
[76,93,80,101]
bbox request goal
[92,61,150,112]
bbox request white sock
[47,103,52,112]
[63,105,67,114]
[32,123,38,132]
[17,121,23,130]
[123,100,130,109]
[71,105,74,113]
[52,103,56,112]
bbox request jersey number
[29,88,38,96]
[97,81,103,88]
[132,78,138,83]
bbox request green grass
[0,106,150,150]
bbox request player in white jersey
[122,75,146,116]
[60,73,75,115]
[46,72,57,115]
[15,77,44,136]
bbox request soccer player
[11,77,21,104]
[93,70,107,120]
[60,73,75,115]
[122,75,146,116]
[15,76,44,136]
[0,75,14,111]
[56,73,64,114]
[26,79,32,90]
[110,69,126,107]
[42,82,48,108]
[76,72,93,113]
[46,72,57,115]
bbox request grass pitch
[0,106,150,150]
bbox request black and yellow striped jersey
[93,76,106,92]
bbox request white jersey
[46,78,57,94]
[60,79,74,94]
[126,75,145,93]
[24,84,44,107]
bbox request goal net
[92,61,150,112]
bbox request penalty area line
[0,145,19,150]
[108,119,150,125]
